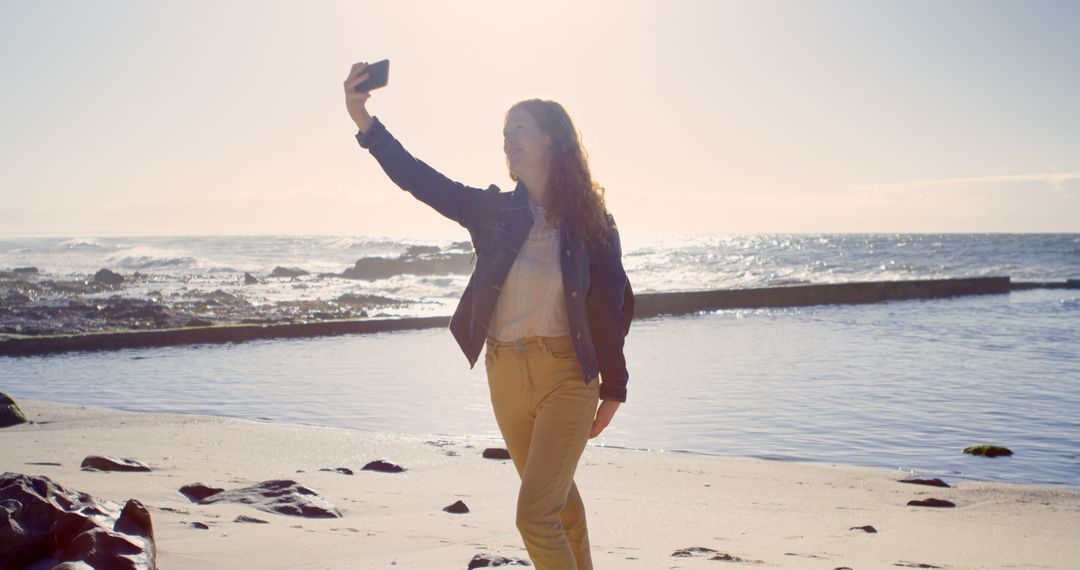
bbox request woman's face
[504,107,551,178]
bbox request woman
[343,61,633,570]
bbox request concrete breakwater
[1,277,1074,357]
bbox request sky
[1,0,1078,239]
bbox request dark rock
[189,522,210,530]
[25,462,62,466]
[98,298,174,324]
[185,318,213,327]
[234,515,269,524]
[963,445,1012,457]
[670,546,756,562]
[13,267,39,275]
[116,498,155,539]
[0,472,156,569]
[208,289,240,302]
[342,247,473,280]
[672,546,718,557]
[270,266,309,278]
[362,459,405,473]
[899,478,950,488]
[895,562,942,568]
[467,553,532,568]
[335,293,402,308]
[710,552,750,561]
[482,448,512,460]
[2,290,32,304]
[0,391,28,428]
[850,525,878,533]
[93,268,124,286]
[244,272,258,285]
[907,498,956,508]
[179,483,224,501]
[443,500,470,514]
[319,467,354,476]
[197,479,341,518]
[81,455,151,472]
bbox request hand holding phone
[353,59,390,93]
[345,59,389,132]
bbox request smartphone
[354,59,390,92]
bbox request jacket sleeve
[356,116,494,231]
[587,215,631,402]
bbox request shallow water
[4,288,1078,489]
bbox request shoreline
[11,395,1079,492]
[6,276,1076,357]
[4,399,1079,569]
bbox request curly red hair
[505,99,611,249]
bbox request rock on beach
[0,472,157,569]
[81,455,152,472]
[195,479,341,518]
[0,391,28,427]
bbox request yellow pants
[485,334,599,570]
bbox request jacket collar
[501,180,530,212]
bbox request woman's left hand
[589,400,621,438]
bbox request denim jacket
[355,116,633,402]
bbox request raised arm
[355,117,495,230]
[344,61,493,231]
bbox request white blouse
[487,203,571,341]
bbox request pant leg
[561,479,593,570]
[485,338,598,570]
[514,342,599,570]
[485,344,535,477]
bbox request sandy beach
[2,399,1078,569]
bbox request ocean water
[1,233,1078,315]
[2,234,1079,488]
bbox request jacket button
[570,290,578,298]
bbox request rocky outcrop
[0,392,28,428]
[81,455,151,472]
[195,479,341,518]
[0,472,156,569]
[342,245,473,280]
[270,266,309,278]
[362,459,405,473]
[93,268,124,286]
